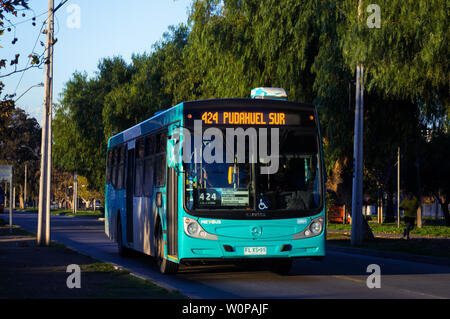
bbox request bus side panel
[106,188,125,243]
[132,196,154,255]
[104,185,111,239]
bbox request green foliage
[53,71,107,190]
[0,106,40,200]
[53,0,449,207]
[340,0,449,105]
[421,132,450,225]
[54,26,189,191]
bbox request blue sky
[2,0,192,124]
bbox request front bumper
[178,231,325,261]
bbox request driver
[200,167,215,188]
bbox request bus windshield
[183,127,322,215]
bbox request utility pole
[9,167,13,233]
[24,164,27,209]
[351,0,364,246]
[397,147,400,228]
[73,171,78,215]
[37,0,54,246]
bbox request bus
[0,186,4,214]
[105,87,326,274]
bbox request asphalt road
[2,212,450,299]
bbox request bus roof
[107,102,183,148]
[107,98,316,148]
[183,98,314,112]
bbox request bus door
[126,147,135,244]
[166,167,178,258]
[166,132,179,258]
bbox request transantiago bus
[105,87,326,274]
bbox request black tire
[155,222,178,274]
[117,215,132,257]
[271,259,293,275]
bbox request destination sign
[184,108,317,128]
[202,111,288,125]
[192,111,315,126]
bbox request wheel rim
[156,226,163,266]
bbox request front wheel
[155,223,178,274]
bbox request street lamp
[14,82,44,102]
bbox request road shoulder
[0,220,184,299]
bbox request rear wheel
[117,215,132,257]
[155,222,178,274]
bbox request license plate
[244,247,267,255]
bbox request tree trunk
[433,193,449,226]
[385,178,395,223]
[416,158,423,228]
[18,185,24,209]
[441,199,450,226]
[19,194,24,209]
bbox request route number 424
[199,192,217,201]
[202,112,219,124]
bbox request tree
[53,69,111,191]
[52,0,449,232]
[52,170,73,209]
[55,26,190,195]
[314,0,448,226]
[77,175,102,209]
[422,133,450,225]
[0,107,41,208]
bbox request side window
[135,139,144,196]
[145,135,155,156]
[144,157,154,196]
[117,145,125,190]
[155,131,167,187]
[144,135,154,196]
[106,149,112,185]
[111,148,118,188]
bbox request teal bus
[105,88,326,274]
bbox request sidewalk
[327,229,450,267]
[327,228,450,240]
[0,221,184,299]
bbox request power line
[11,0,70,96]
[13,20,46,95]
[4,9,48,28]
[3,0,67,29]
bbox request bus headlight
[293,217,324,239]
[183,217,218,240]
[187,222,198,235]
[310,221,322,234]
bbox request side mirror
[156,192,162,207]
